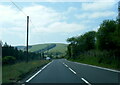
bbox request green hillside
[28,43,68,54]
[48,43,67,54]
[28,44,49,52]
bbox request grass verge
[68,56,119,71]
[2,60,50,83]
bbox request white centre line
[68,67,77,74]
[81,78,92,85]
[26,61,53,82]
[65,64,68,67]
[63,62,68,67]
[63,62,76,74]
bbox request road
[25,59,120,84]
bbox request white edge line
[26,61,53,82]
[68,67,76,74]
[81,78,91,85]
[67,60,120,73]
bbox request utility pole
[26,16,29,62]
[118,1,120,23]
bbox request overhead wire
[10,0,27,16]
[10,0,37,29]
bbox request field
[2,60,49,83]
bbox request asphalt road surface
[25,59,120,84]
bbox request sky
[0,0,119,46]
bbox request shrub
[3,56,16,65]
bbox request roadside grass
[2,60,50,83]
[68,56,119,71]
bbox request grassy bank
[2,60,50,83]
[68,56,119,71]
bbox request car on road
[46,57,51,60]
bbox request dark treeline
[66,18,120,68]
[2,43,45,65]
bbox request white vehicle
[46,57,51,60]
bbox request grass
[2,60,50,83]
[68,56,119,71]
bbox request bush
[3,56,16,65]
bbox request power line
[10,0,37,28]
[10,0,27,16]
[30,19,36,29]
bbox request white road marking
[68,67,76,74]
[63,62,76,74]
[66,60,120,73]
[63,62,68,68]
[81,78,91,85]
[26,61,53,82]
[65,64,68,67]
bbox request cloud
[81,1,116,11]
[33,22,85,33]
[92,26,100,32]
[67,7,77,13]
[0,3,87,45]
[0,0,118,2]
[75,11,116,19]
[23,5,64,26]
[0,1,117,45]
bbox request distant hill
[15,46,32,51]
[15,46,25,50]
[30,44,56,53]
[28,44,51,52]
[48,43,67,54]
[15,43,68,55]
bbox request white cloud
[81,1,116,11]
[92,26,100,32]
[75,11,116,19]
[0,4,86,45]
[0,0,118,2]
[67,7,77,13]
[33,22,85,33]
[0,1,117,45]
[90,11,116,18]
[22,5,64,27]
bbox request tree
[96,20,117,50]
[79,31,96,51]
[66,31,96,59]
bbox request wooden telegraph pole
[118,1,120,23]
[26,16,29,62]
